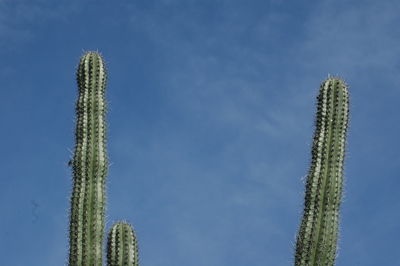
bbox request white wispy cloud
[107,1,400,264]
[0,0,80,50]
[297,0,400,81]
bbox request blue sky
[1,0,399,265]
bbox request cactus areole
[295,77,349,266]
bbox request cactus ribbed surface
[68,51,108,266]
[294,77,349,266]
[107,222,139,266]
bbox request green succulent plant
[68,51,138,266]
[66,52,348,266]
[294,77,349,266]
[107,222,139,266]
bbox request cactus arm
[68,51,108,266]
[295,78,349,266]
[107,222,139,266]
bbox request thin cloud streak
[0,0,80,50]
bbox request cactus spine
[294,77,349,266]
[68,51,138,266]
[107,222,139,266]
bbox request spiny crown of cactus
[294,77,349,266]
[68,51,138,266]
[107,222,139,266]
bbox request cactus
[66,51,349,266]
[294,77,349,266]
[68,51,138,266]
[107,222,139,266]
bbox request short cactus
[107,222,139,266]
[294,77,349,266]
[68,51,138,266]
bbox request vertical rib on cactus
[295,77,349,266]
[107,222,139,266]
[68,51,108,266]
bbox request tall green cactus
[68,51,139,266]
[294,77,349,266]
